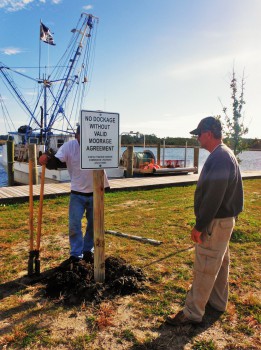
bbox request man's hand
[39,154,49,165]
[191,227,203,244]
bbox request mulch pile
[45,256,146,305]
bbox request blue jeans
[69,193,94,257]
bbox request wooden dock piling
[126,145,134,178]
[6,140,14,186]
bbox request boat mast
[45,13,97,146]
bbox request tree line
[121,134,261,150]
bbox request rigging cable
[0,93,16,133]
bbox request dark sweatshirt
[194,144,243,231]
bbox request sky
[0,0,260,139]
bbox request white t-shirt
[55,139,109,193]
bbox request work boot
[166,311,202,326]
[83,251,94,263]
[59,256,82,268]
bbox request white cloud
[0,0,61,12]
[168,50,259,81]
[25,91,37,96]
[83,5,93,10]
[0,94,7,101]
[0,0,32,12]
[14,68,26,73]
[0,47,22,55]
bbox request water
[0,145,260,188]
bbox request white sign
[80,110,119,169]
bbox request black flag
[40,21,56,46]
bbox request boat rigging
[0,13,98,150]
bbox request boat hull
[2,144,124,185]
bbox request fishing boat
[0,13,124,185]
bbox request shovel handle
[29,159,34,251]
[36,164,46,251]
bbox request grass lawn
[0,179,260,349]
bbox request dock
[0,171,260,204]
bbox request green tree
[219,68,249,157]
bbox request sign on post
[80,110,119,169]
[80,110,119,283]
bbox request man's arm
[39,153,66,170]
[195,158,230,231]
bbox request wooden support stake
[157,142,161,165]
[193,147,199,174]
[93,169,105,283]
[106,230,162,246]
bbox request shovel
[35,163,46,274]
[28,159,35,276]
[27,161,46,276]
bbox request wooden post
[6,139,14,186]
[194,147,199,174]
[28,144,38,185]
[184,142,187,167]
[93,170,105,283]
[126,145,133,178]
[162,139,166,167]
[157,142,161,165]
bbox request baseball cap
[190,116,222,136]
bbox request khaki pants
[183,217,235,322]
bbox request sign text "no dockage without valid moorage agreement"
[80,110,120,169]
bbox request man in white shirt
[39,126,110,263]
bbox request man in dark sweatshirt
[166,116,244,326]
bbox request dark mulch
[45,256,146,305]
